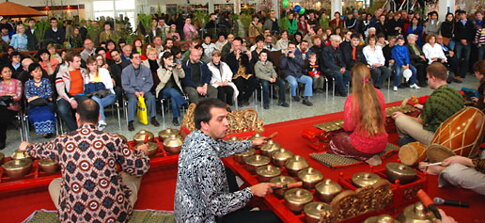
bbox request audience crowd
[0,8,484,150]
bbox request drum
[431,107,485,159]
[398,142,427,166]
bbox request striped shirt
[476,28,485,46]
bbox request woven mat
[22,209,175,223]
[310,143,400,168]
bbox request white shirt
[86,68,115,94]
[363,45,386,66]
[422,43,447,64]
[207,62,239,101]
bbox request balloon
[294,5,301,13]
[282,0,289,8]
[299,7,305,14]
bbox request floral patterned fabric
[0,78,22,111]
[26,124,150,222]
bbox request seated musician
[392,62,464,145]
[19,99,150,222]
[419,153,485,195]
[328,63,388,166]
[174,98,282,223]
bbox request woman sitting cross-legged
[156,52,187,126]
[208,50,239,106]
[85,56,116,130]
[328,63,388,166]
[24,63,56,138]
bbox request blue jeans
[261,79,286,105]
[92,94,116,122]
[324,69,351,95]
[160,88,187,118]
[455,41,471,78]
[126,92,157,122]
[394,64,417,87]
[285,75,313,97]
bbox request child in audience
[306,53,324,93]
[254,51,288,109]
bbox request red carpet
[0,105,484,223]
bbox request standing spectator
[264,10,280,35]
[156,52,187,126]
[10,25,28,51]
[0,26,9,46]
[392,36,418,91]
[255,51,288,109]
[181,48,217,104]
[157,18,170,41]
[407,17,424,46]
[298,14,309,35]
[68,26,83,49]
[0,65,22,149]
[55,51,88,131]
[440,13,455,47]
[363,35,391,89]
[330,12,344,30]
[319,11,330,30]
[26,19,38,51]
[43,17,65,47]
[208,50,238,106]
[122,52,160,131]
[322,35,351,96]
[249,15,263,38]
[99,22,116,43]
[38,49,59,77]
[183,18,199,41]
[476,22,485,61]
[375,15,388,37]
[205,13,218,39]
[406,34,428,86]
[224,37,258,106]
[424,11,440,36]
[19,99,150,223]
[85,57,116,130]
[344,12,358,30]
[453,10,475,79]
[167,24,181,42]
[285,13,298,35]
[386,13,403,37]
[80,39,95,62]
[24,63,56,137]
[280,42,313,106]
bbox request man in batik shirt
[20,99,150,222]
[174,98,282,223]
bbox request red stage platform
[0,101,483,223]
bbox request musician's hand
[437,209,457,223]
[414,104,423,110]
[249,183,276,197]
[392,112,405,120]
[442,156,474,167]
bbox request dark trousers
[324,69,351,95]
[233,76,258,102]
[0,106,13,148]
[455,42,471,78]
[220,168,282,223]
[370,66,390,89]
[184,86,218,104]
[261,79,286,105]
[216,86,234,105]
[57,95,89,131]
[412,61,428,86]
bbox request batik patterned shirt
[26,124,150,222]
[174,130,253,223]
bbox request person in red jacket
[328,63,388,166]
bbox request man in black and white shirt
[174,99,282,223]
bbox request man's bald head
[76,99,100,124]
[21,57,33,71]
[189,48,202,63]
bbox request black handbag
[29,98,49,108]
[0,96,12,107]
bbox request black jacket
[44,27,65,45]
[26,28,39,51]
[224,51,252,75]
[341,44,367,69]
[406,43,427,65]
[453,20,475,41]
[383,45,394,67]
[440,21,454,39]
[321,45,346,71]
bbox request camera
[287,50,292,54]
[170,64,177,68]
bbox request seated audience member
[208,50,238,106]
[406,34,427,87]
[109,49,130,104]
[202,33,217,59]
[215,33,228,51]
[80,38,95,62]
[306,53,325,93]
[419,154,485,195]
[122,52,160,131]
[255,51,288,109]
[55,51,88,131]
[322,35,351,96]
[17,57,35,84]
[122,44,133,62]
[224,37,258,107]
[383,36,397,68]
[9,51,22,77]
[296,40,311,60]
[309,36,325,64]
[248,15,263,38]
[221,34,235,60]
[38,49,59,77]
[342,34,366,71]
[141,48,161,93]
[156,52,187,126]
[19,99,150,222]
[0,65,22,149]
[329,64,388,165]
[363,35,391,88]
[250,35,273,66]
[182,48,217,104]
[275,30,289,52]
[174,98,282,223]
[393,62,464,145]
[264,35,277,51]
[392,36,418,91]
[471,60,485,111]
[436,35,460,82]
[25,63,56,138]
[280,42,313,106]
[85,56,116,130]
[423,34,448,65]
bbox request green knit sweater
[422,85,464,132]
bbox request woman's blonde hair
[351,63,386,136]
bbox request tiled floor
[2,77,477,156]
